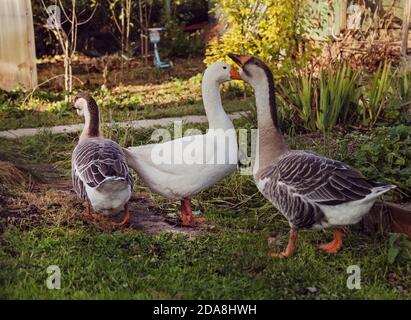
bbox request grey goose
[228,54,396,257]
[72,92,133,227]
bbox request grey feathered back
[258,151,378,229]
[72,138,133,200]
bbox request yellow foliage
[205,0,314,77]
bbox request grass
[0,121,409,300]
[1,224,408,299]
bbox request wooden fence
[0,0,37,91]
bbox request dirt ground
[37,54,206,91]
[0,162,212,236]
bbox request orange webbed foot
[319,229,343,254]
[267,229,298,259]
[180,199,206,227]
[268,251,289,259]
[83,203,130,230]
[181,215,206,227]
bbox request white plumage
[124,62,239,225]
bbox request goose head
[72,92,98,117]
[228,54,279,128]
[227,54,272,88]
[72,92,101,139]
[204,62,241,84]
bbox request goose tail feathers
[371,184,396,196]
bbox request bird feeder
[148,28,173,69]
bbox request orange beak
[230,67,241,80]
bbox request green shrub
[278,64,361,132]
[316,65,361,132]
[205,0,315,77]
[361,61,392,127]
[278,74,314,131]
[387,233,411,265]
[161,20,205,58]
[351,125,411,200]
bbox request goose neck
[253,78,288,174]
[80,100,101,140]
[202,78,233,130]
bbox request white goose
[124,62,239,226]
[72,92,133,226]
[228,54,396,257]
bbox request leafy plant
[278,74,315,131]
[161,20,205,58]
[383,69,411,125]
[387,233,411,264]
[352,125,411,200]
[362,60,392,127]
[316,65,360,132]
[397,70,411,101]
[278,64,360,132]
[205,0,315,77]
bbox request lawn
[0,118,409,300]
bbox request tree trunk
[64,39,69,101]
[68,57,73,96]
[164,0,171,21]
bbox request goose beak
[227,53,252,67]
[230,66,241,80]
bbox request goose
[228,54,396,257]
[72,92,133,226]
[123,62,240,226]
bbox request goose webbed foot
[319,228,343,254]
[110,204,130,227]
[85,201,101,220]
[268,229,298,259]
[268,251,290,258]
[83,202,130,229]
[180,199,206,227]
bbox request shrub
[351,125,411,200]
[316,65,360,132]
[161,20,205,58]
[277,64,361,132]
[361,61,393,127]
[205,0,315,77]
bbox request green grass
[1,223,409,299]
[0,122,409,300]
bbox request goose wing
[259,151,377,228]
[125,133,234,176]
[275,151,374,205]
[72,138,133,199]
